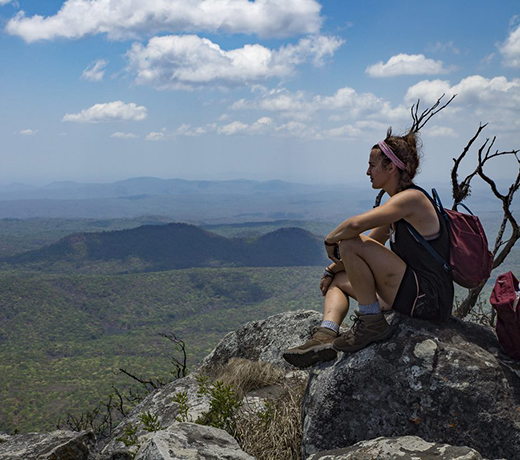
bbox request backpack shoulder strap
[404,185,451,274]
[404,221,451,273]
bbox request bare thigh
[339,235,407,307]
[329,271,356,299]
[331,267,394,310]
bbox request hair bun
[403,131,417,149]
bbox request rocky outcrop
[3,309,518,460]
[134,423,254,460]
[99,310,319,459]
[97,374,212,459]
[302,313,520,460]
[307,435,484,460]
[0,430,94,459]
[198,309,322,374]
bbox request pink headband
[378,141,405,170]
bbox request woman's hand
[320,275,333,296]
[325,242,341,263]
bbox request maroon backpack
[406,187,493,289]
[490,272,520,360]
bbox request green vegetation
[0,266,323,434]
[0,212,518,437]
[195,375,242,435]
[0,223,328,273]
[0,217,171,258]
[177,358,305,460]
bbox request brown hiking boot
[283,327,338,369]
[333,311,391,353]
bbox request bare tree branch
[450,123,488,205]
[410,94,457,133]
[451,122,520,318]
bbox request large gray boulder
[302,313,520,459]
[0,430,94,459]
[307,435,484,459]
[198,309,322,374]
[134,423,253,460]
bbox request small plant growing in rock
[172,391,191,422]
[140,411,163,432]
[116,421,139,449]
[196,379,242,437]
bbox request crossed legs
[325,235,407,321]
[282,235,407,368]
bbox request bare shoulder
[387,188,425,206]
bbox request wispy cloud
[16,128,37,135]
[423,126,458,138]
[366,54,452,78]
[145,129,167,141]
[111,132,138,139]
[0,0,13,6]
[426,41,460,55]
[81,59,109,82]
[63,101,147,123]
[126,34,343,90]
[499,22,520,68]
[6,0,322,42]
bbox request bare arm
[324,191,417,244]
[368,225,390,244]
[327,260,345,273]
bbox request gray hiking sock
[358,301,381,315]
[320,320,339,334]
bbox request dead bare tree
[451,131,520,318]
[57,332,188,440]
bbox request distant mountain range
[2,222,329,273]
[0,177,347,201]
[0,177,511,222]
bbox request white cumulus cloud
[62,101,147,123]
[111,132,138,139]
[500,23,520,67]
[232,86,408,124]
[0,0,13,6]
[405,75,520,131]
[405,75,520,106]
[366,54,451,78]
[81,59,108,82]
[6,0,322,42]
[126,34,343,90]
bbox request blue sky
[0,0,519,186]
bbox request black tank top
[390,186,454,320]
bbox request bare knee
[338,236,363,257]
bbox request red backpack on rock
[490,272,520,361]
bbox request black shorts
[392,267,439,320]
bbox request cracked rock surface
[0,430,94,459]
[307,435,484,459]
[302,314,520,460]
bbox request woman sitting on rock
[283,128,454,369]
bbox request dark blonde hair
[372,127,422,193]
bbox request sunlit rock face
[302,313,520,460]
[306,435,484,460]
[0,430,94,459]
